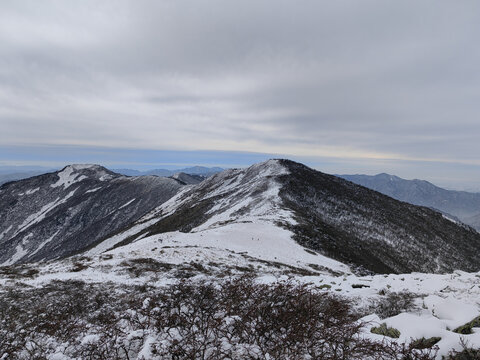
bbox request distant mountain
[169,172,205,185]
[112,166,223,177]
[0,165,58,185]
[90,159,480,274]
[339,173,480,231]
[0,171,49,186]
[0,165,182,265]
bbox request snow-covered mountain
[87,159,480,274]
[4,160,480,358]
[0,165,182,265]
[340,173,480,231]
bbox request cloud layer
[2,1,480,183]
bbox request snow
[29,230,60,257]
[50,164,112,189]
[25,187,40,195]
[107,221,349,274]
[442,214,459,224]
[7,227,480,358]
[51,166,88,189]
[119,198,136,209]
[0,225,12,241]
[85,218,160,255]
[3,243,28,266]
[18,188,40,196]
[13,189,76,237]
[85,187,102,193]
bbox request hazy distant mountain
[0,171,49,186]
[0,166,57,185]
[113,166,223,177]
[339,173,480,230]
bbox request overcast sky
[2,1,480,189]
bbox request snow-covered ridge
[91,159,293,253]
[0,164,183,265]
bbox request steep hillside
[280,161,480,274]
[93,160,480,274]
[0,165,183,265]
[340,173,480,230]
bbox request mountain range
[340,173,480,230]
[0,165,223,186]
[2,159,480,275]
[112,166,224,177]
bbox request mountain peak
[246,159,290,176]
[51,164,117,189]
[64,164,104,171]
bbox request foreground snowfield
[2,220,480,358]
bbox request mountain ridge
[112,166,224,177]
[3,160,480,275]
[89,159,480,274]
[0,164,183,265]
[340,173,480,230]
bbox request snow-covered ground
[3,219,480,357]
[108,221,349,274]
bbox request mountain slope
[169,172,205,185]
[0,165,183,265]
[340,173,480,230]
[280,161,480,274]
[92,160,480,274]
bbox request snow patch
[108,221,349,274]
[442,214,459,224]
[14,189,77,236]
[30,230,61,257]
[119,198,136,209]
[51,166,88,189]
[25,187,40,195]
[85,218,160,255]
[0,225,13,241]
[2,242,28,266]
[85,187,102,193]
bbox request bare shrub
[445,338,480,359]
[367,291,417,319]
[0,277,437,360]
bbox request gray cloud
[2,0,480,178]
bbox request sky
[1,1,480,190]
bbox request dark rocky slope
[0,165,182,264]
[340,173,480,231]
[281,160,480,274]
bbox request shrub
[453,316,480,334]
[371,323,401,338]
[410,337,441,349]
[369,291,417,319]
[446,338,480,359]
